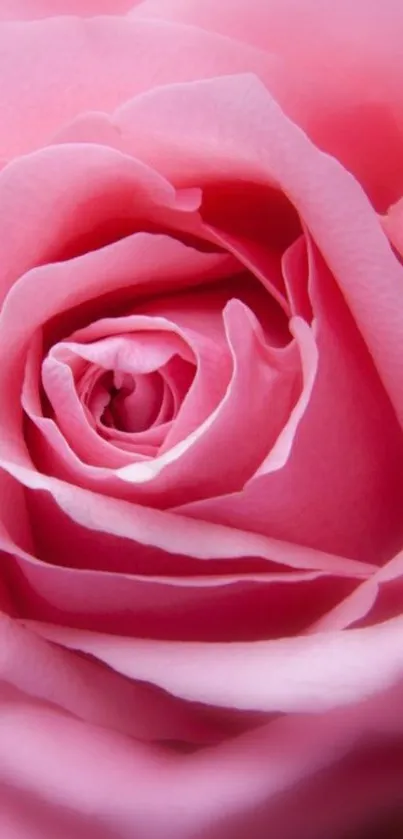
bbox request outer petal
[0,0,136,20]
[30,615,403,715]
[0,141,202,308]
[1,461,372,574]
[2,671,403,839]
[131,0,403,209]
[112,76,403,431]
[0,16,281,159]
[0,611,218,744]
[0,464,365,642]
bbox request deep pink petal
[312,550,403,634]
[7,542,355,643]
[0,468,369,643]
[0,464,372,577]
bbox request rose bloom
[2,1,403,837]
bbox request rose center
[99,370,167,434]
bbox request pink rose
[1,2,403,837]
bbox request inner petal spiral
[41,326,196,460]
[91,370,167,434]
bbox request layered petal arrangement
[1,3,403,839]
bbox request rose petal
[7,538,355,643]
[200,182,299,314]
[23,336,138,470]
[5,489,358,643]
[182,235,403,563]
[0,207,235,468]
[22,290,235,490]
[131,0,403,209]
[0,468,368,640]
[0,142,201,308]
[0,460,373,576]
[69,287,233,452]
[113,75,403,427]
[27,615,403,714]
[0,611,218,744]
[282,235,312,320]
[0,16,281,159]
[0,1,136,20]
[311,550,403,634]
[2,666,403,839]
[23,289,297,506]
[53,332,192,376]
[382,197,403,256]
[109,302,298,504]
[43,328,192,442]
